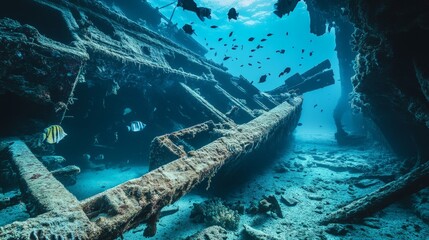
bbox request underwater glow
[151,0,341,134]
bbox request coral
[190,198,240,230]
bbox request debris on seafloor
[190,198,241,230]
[185,226,232,240]
[243,224,281,240]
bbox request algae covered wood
[321,161,429,224]
[79,97,303,239]
[0,139,100,239]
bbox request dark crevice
[0,0,74,45]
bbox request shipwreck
[0,0,337,238]
[1,0,429,239]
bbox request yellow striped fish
[43,125,67,144]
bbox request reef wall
[348,0,429,161]
[302,0,429,161]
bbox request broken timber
[0,97,302,239]
[269,59,335,95]
[321,160,429,224]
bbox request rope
[157,1,176,10]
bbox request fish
[256,44,263,49]
[267,33,273,36]
[274,0,299,18]
[127,121,146,132]
[248,37,255,42]
[177,0,211,21]
[214,52,217,56]
[297,123,303,126]
[182,24,195,35]
[321,109,324,112]
[309,51,313,56]
[223,43,227,46]
[261,38,267,42]
[209,47,215,50]
[249,55,253,58]
[82,154,91,161]
[250,81,254,84]
[218,38,223,41]
[240,64,244,67]
[43,125,67,144]
[251,49,256,52]
[197,7,212,21]
[301,49,305,53]
[232,47,237,50]
[278,67,291,77]
[257,61,261,64]
[210,25,218,28]
[259,74,267,83]
[248,63,252,66]
[286,32,289,36]
[223,56,231,61]
[313,104,318,108]
[233,39,236,42]
[123,107,132,116]
[276,49,285,54]
[227,7,239,20]
[94,154,105,161]
[266,57,270,60]
[229,31,233,37]
[258,66,261,69]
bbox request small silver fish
[127,121,146,132]
[94,154,104,161]
[82,154,91,161]
[123,107,132,116]
[43,125,67,144]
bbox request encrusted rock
[307,194,325,201]
[190,198,241,230]
[243,224,280,240]
[273,162,289,173]
[280,195,299,207]
[325,224,348,236]
[354,179,381,189]
[185,226,231,240]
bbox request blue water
[151,0,341,135]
